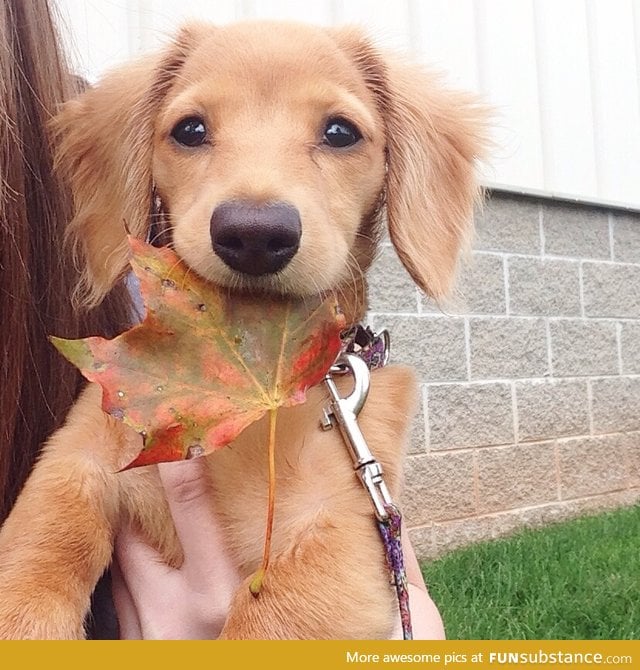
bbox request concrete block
[620,322,640,374]
[543,202,610,259]
[550,320,619,377]
[469,317,549,379]
[516,379,590,442]
[427,382,514,450]
[474,194,541,255]
[476,443,557,513]
[373,315,467,382]
[406,526,435,561]
[508,257,581,316]
[583,262,640,318]
[612,213,640,263]
[625,432,640,488]
[456,253,506,315]
[403,452,475,525]
[368,246,419,313]
[558,435,631,498]
[591,377,640,434]
[408,393,427,455]
[432,502,568,556]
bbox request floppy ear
[52,25,205,307]
[333,29,489,300]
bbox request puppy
[0,21,485,639]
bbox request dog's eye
[323,118,362,148]
[170,117,207,147]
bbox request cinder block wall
[367,191,640,559]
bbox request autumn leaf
[51,237,346,470]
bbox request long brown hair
[0,0,132,524]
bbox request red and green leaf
[51,237,345,470]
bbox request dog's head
[54,21,487,322]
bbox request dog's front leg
[220,520,397,640]
[0,385,128,639]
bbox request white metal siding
[54,0,640,210]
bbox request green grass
[420,505,640,639]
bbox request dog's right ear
[52,24,206,307]
[331,28,488,301]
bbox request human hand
[112,459,240,639]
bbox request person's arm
[396,528,446,639]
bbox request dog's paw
[0,587,85,640]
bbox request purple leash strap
[377,504,413,640]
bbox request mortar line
[616,322,624,375]
[586,378,594,436]
[511,381,519,445]
[608,213,615,261]
[464,317,472,381]
[539,204,546,256]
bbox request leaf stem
[249,407,278,597]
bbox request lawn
[420,505,640,639]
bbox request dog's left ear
[332,29,489,300]
[52,24,208,307]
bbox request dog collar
[340,324,390,371]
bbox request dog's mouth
[128,249,326,329]
[189,261,333,303]
[145,198,364,321]
[147,235,330,304]
[149,199,329,300]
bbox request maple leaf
[51,237,346,470]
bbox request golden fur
[0,21,486,639]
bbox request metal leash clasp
[321,353,393,522]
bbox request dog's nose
[210,201,301,276]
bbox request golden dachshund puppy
[0,21,486,639]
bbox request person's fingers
[157,460,239,592]
[114,521,177,609]
[111,559,143,639]
[115,521,174,581]
[115,522,186,638]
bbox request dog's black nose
[210,201,301,276]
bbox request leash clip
[322,344,413,639]
[322,353,393,522]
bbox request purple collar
[341,325,390,371]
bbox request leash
[321,326,413,640]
